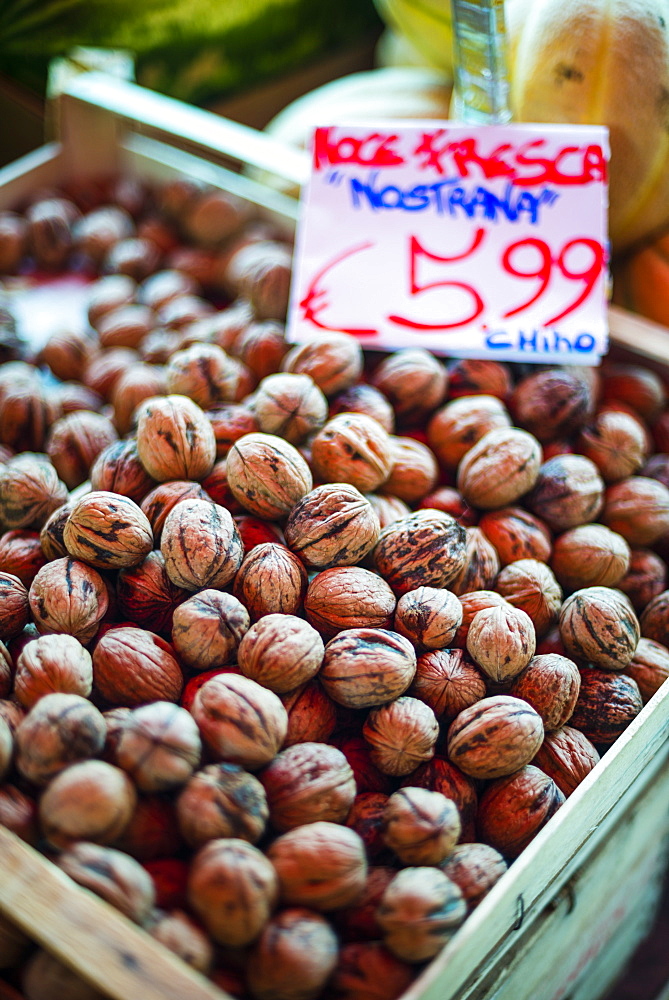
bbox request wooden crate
[0,71,668,1000]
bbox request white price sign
[287,122,610,365]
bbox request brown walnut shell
[447,695,544,780]
[226,431,313,519]
[456,427,542,509]
[63,490,154,570]
[284,482,381,568]
[259,741,356,832]
[176,761,269,847]
[495,558,563,638]
[624,636,669,702]
[568,668,643,744]
[92,626,184,707]
[550,523,631,592]
[394,585,463,651]
[29,557,109,644]
[372,509,467,596]
[440,843,508,911]
[305,565,396,639]
[320,628,416,709]
[363,696,439,776]
[531,725,600,796]
[478,506,552,566]
[525,454,604,532]
[410,647,487,722]
[508,653,581,731]
[268,821,368,911]
[237,613,324,693]
[466,603,536,682]
[160,498,244,591]
[233,542,307,620]
[476,764,565,858]
[135,394,216,482]
[559,585,640,670]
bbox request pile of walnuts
[0,173,668,1000]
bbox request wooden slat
[608,305,669,367]
[0,830,227,1000]
[403,679,669,1000]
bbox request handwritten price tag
[287,122,610,364]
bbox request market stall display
[0,70,666,1000]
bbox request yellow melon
[506,0,669,255]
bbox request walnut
[233,542,307,620]
[73,204,134,264]
[478,766,565,858]
[44,411,118,490]
[456,427,542,509]
[376,867,466,962]
[531,725,600,796]
[104,235,160,280]
[281,333,364,396]
[0,210,27,273]
[466,604,536,682]
[92,626,184,706]
[510,368,594,442]
[625,636,669,702]
[56,841,155,925]
[363,696,439,776]
[370,349,448,426]
[230,241,292,321]
[0,716,12,782]
[39,501,75,560]
[0,380,59,455]
[569,667,643,744]
[111,363,168,436]
[0,528,46,588]
[86,276,136,331]
[226,318,287,381]
[640,588,669,644]
[577,408,648,482]
[176,762,269,847]
[26,197,76,269]
[447,357,512,401]
[382,786,461,865]
[410,647,487,721]
[618,548,667,612]
[165,343,254,409]
[15,692,106,785]
[161,498,243,590]
[268,821,368,910]
[328,941,417,1000]
[89,439,156,504]
[330,383,395,433]
[380,437,439,505]
[250,372,328,445]
[260,741,356,831]
[0,640,11,698]
[551,523,631,592]
[237,613,324,693]
[440,843,508,911]
[135,394,216,481]
[304,566,396,639]
[282,680,337,747]
[345,795,391,863]
[602,475,669,545]
[139,479,210,542]
[0,783,37,844]
[525,454,605,532]
[508,653,581,731]
[95,303,154,350]
[0,571,29,641]
[478,506,552,566]
[170,589,248,671]
[449,526,501,597]
[394,585,463,651]
[247,908,339,1000]
[495,558,563,638]
[14,634,93,709]
[117,550,188,637]
[39,759,137,849]
[190,672,287,769]
[187,838,278,947]
[0,454,68,529]
[453,589,511,649]
[63,490,153,570]
[365,492,412,529]
[28,556,109,644]
[147,910,214,975]
[226,432,313,519]
[372,509,467,595]
[559,585,640,670]
[446,695,544,779]
[601,363,666,422]
[115,701,201,792]
[418,486,478,525]
[320,628,416,709]
[427,394,511,469]
[284,483,380,568]
[110,794,182,862]
[310,413,393,492]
